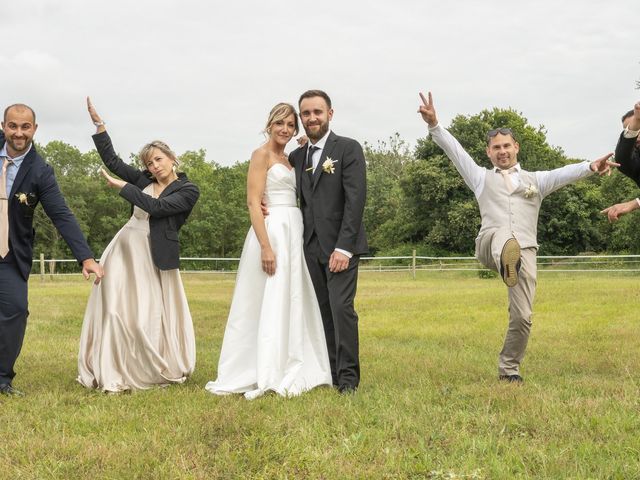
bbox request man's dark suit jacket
[0,131,93,280]
[93,131,199,270]
[290,131,368,259]
[615,132,640,187]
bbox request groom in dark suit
[0,104,103,396]
[290,90,367,393]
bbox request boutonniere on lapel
[321,157,338,174]
[523,184,538,199]
[15,192,36,206]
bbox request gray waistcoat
[476,169,542,249]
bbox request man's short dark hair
[4,103,37,124]
[298,90,332,109]
[621,109,634,124]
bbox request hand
[86,97,106,132]
[630,102,640,131]
[590,153,619,176]
[261,246,276,276]
[82,258,104,285]
[260,197,269,217]
[329,250,349,273]
[418,91,438,128]
[101,167,126,190]
[601,199,639,222]
[296,135,309,147]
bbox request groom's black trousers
[0,258,29,385]
[304,234,360,389]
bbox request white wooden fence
[33,252,640,281]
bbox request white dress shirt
[0,143,32,195]
[307,129,331,171]
[428,124,593,199]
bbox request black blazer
[615,132,640,188]
[93,131,199,270]
[290,131,368,259]
[0,131,94,280]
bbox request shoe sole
[501,238,521,288]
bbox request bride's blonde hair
[264,103,299,136]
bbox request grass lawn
[1,271,639,479]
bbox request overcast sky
[2,0,638,165]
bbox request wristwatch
[93,121,106,126]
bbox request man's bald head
[4,104,36,124]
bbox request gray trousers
[476,228,537,376]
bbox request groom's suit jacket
[0,130,93,280]
[290,131,368,259]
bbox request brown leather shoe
[500,238,521,287]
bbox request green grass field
[1,272,639,479]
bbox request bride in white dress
[205,103,332,399]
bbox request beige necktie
[498,167,517,193]
[0,157,13,258]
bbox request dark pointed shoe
[338,385,357,395]
[500,238,521,288]
[0,383,25,397]
[499,374,524,384]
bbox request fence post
[412,249,416,280]
[49,259,56,280]
[40,253,45,282]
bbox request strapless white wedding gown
[205,163,332,399]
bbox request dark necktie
[307,145,319,176]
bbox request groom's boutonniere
[523,184,538,199]
[322,157,337,174]
[15,192,35,206]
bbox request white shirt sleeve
[535,161,593,198]
[428,124,486,197]
[334,248,353,258]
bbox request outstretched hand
[418,91,438,128]
[601,198,639,223]
[590,153,619,176]
[101,167,126,190]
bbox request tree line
[30,108,639,267]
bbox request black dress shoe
[338,385,357,395]
[0,383,25,397]
[499,374,524,384]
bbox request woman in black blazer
[77,98,200,393]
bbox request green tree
[363,134,417,253]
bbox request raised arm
[418,91,485,194]
[87,97,147,186]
